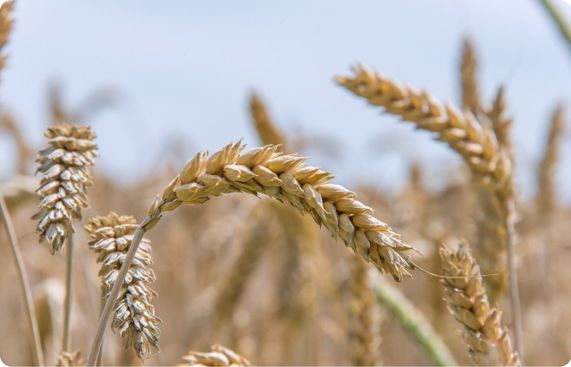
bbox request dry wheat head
[148,140,418,281]
[249,92,286,148]
[537,105,565,217]
[440,240,520,366]
[33,124,98,254]
[0,0,13,81]
[336,66,514,202]
[486,87,513,149]
[460,38,480,117]
[347,255,380,366]
[180,344,252,366]
[85,212,161,359]
[56,350,84,367]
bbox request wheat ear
[460,38,480,117]
[249,92,286,147]
[212,217,271,325]
[87,140,419,365]
[85,212,161,360]
[347,256,380,366]
[55,350,84,367]
[440,241,520,366]
[537,105,565,219]
[337,66,523,359]
[32,124,99,254]
[179,344,252,366]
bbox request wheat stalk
[180,344,252,366]
[537,105,565,219]
[87,140,419,365]
[85,212,161,360]
[56,350,84,367]
[440,240,520,366]
[460,38,480,117]
[337,66,524,359]
[347,256,380,367]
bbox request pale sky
[1,0,571,200]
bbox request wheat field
[1,1,571,366]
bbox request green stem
[0,189,45,366]
[375,278,457,367]
[537,0,571,57]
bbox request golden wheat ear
[85,212,161,360]
[440,240,520,367]
[33,124,98,254]
[55,350,84,367]
[179,344,252,367]
[460,37,481,117]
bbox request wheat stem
[0,189,45,366]
[62,235,74,352]
[504,200,524,364]
[375,277,457,366]
[537,0,571,58]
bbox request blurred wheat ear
[179,344,252,366]
[440,240,520,367]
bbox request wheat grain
[180,344,252,366]
[460,38,480,117]
[85,212,161,359]
[440,240,520,366]
[32,124,98,254]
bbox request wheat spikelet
[85,212,161,359]
[56,350,84,367]
[180,344,252,366]
[347,256,380,366]
[460,38,480,117]
[440,240,520,366]
[32,124,98,254]
[148,140,418,282]
[249,92,286,147]
[537,105,565,218]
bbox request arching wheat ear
[87,140,419,365]
[440,241,520,367]
[33,124,98,254]
[85,212,161,360]
[180,344,252,366]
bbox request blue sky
[1,0,571,200]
